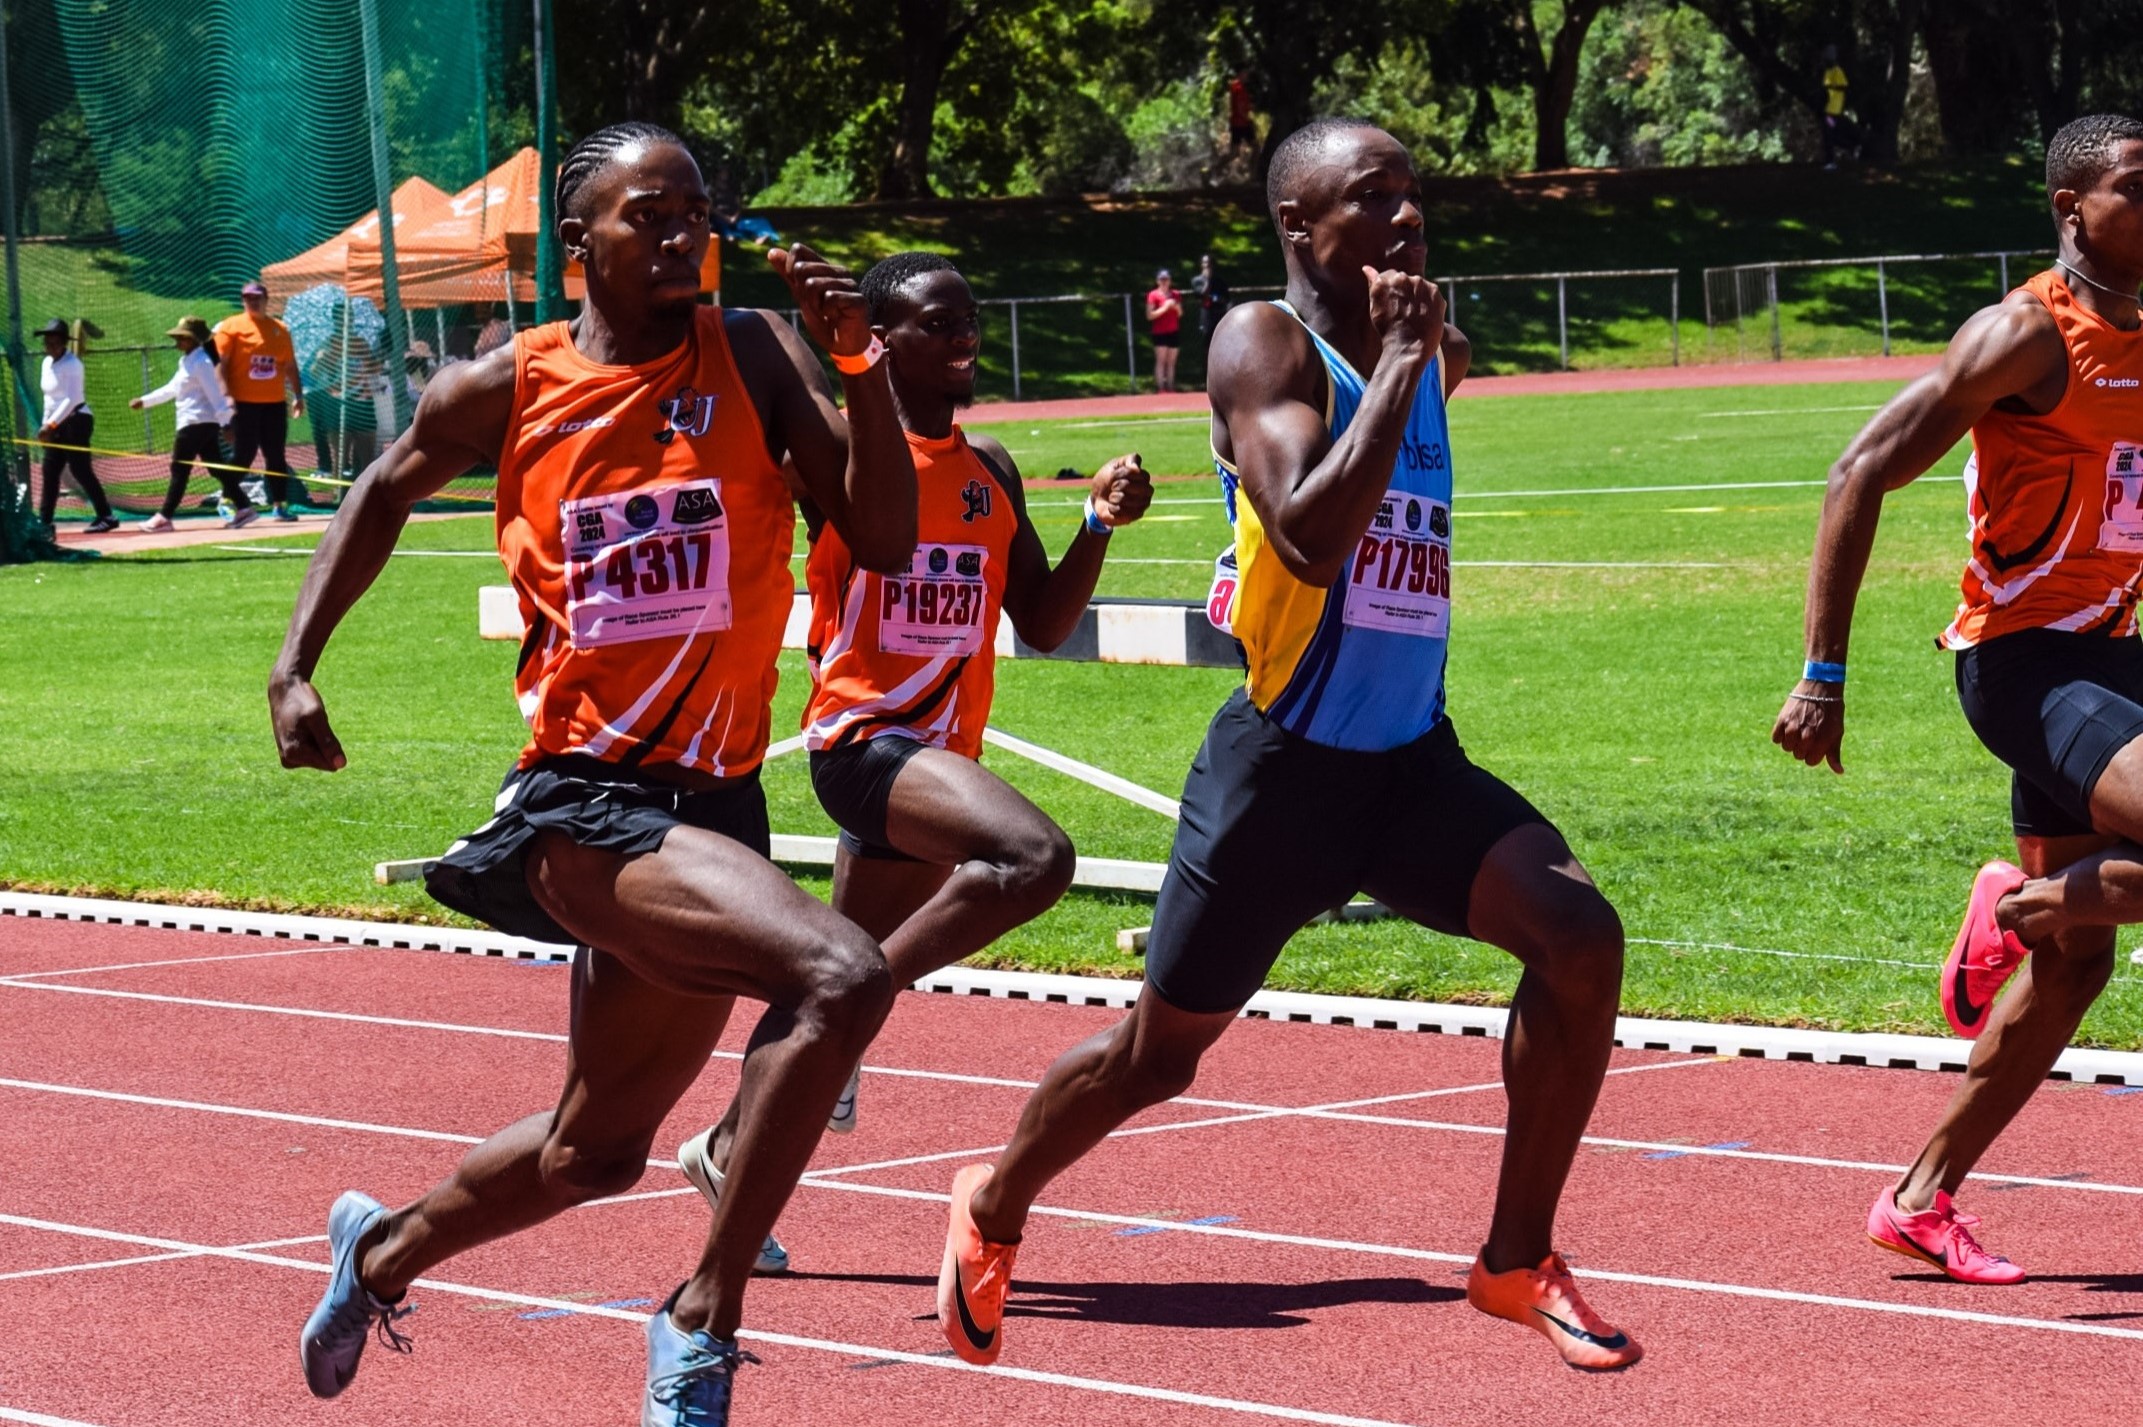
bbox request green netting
[6,0,524,536]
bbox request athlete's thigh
[1360,733,1554,941]
[1459,822,1619,963]
[880,745,1063,866]
[527,822,878,1007]
[830,841,953,943]
[553,943,737,1148]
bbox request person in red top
[1146,267,1183,393]
[268,121,917,1425]
[677,250,1152,1265]
[1227,71,1256,154]
[1775,113,2143,1286]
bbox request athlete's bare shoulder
[720,305,834,451]
[1939,289,2068,414]
[965,430,1022,484]
[1207,300,1316,409]
[407,343,517,467]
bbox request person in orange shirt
[676,251,1151,1264]
[1776,113,2143,1285]
[268,121,918,1425]
[214,279,308,520]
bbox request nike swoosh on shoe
[1533,1307,1628,1350]
[951,1275,997,1353]
[1952,962,1987,1028]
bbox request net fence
[9,0,524,536]
[1701,250,2051,363]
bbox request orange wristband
[831,336,885,376]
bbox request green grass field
[8,375,2141,1045]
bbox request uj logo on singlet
[654,385,717,445]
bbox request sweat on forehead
[555,120,694,222]
[1265,118,1391,224]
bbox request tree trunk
[618,1,714,125]
[1856,0,1923,162]
[1526,0,1607,171]
[1920,0,2032,155]
[876,0,965,201]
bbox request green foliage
[1571,1,1791,168]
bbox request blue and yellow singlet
[1214,301,1453,752]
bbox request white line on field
[1696,404,1882,418]
[0,944,353,981]
[205,544,499,559]
[0,1231,325,1285]
[985,415,1211,431]
[0,1405,113,1427]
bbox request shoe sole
[676,1132,789,1275]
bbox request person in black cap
[35,317,119,534]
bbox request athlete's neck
[2057,248,2143,331]
[567,303,697,367]
[1284,274,1381,375]
[892,384,958,441]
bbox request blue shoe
[643,1288,757,1427]
[299,1190,412,1398]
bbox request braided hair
[555,121,690,224]
[858,251,959,326]
[2046,113,2143,204]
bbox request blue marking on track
[2104,1086,2143,1096]
[519,1296,654,1320]
[1642,1139,1751,1161]
[1116,1215,1239,1237]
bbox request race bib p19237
[877,543,989,656]
[562,478,732,647]
[2098,442,2143,553]
[1342,488,1450,637]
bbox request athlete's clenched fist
[769,243,873,361]
[1362,266,1445,369]
[1089,453,1153,529]
[1771,682,1846,775]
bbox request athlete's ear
[1276,198,1311,253]
[559,215,589,263]
[2053,187,2084,239]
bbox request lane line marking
[0,1232,326,1285]
[0,1406,113,1427]
[0,945,353,981]
[0,1213,1427,1427]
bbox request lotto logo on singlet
[1343,489,1450,637]
[878,543,989,657]
[2097,377,2141,389]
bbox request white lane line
[0,1405,113,1427]
[1696,404,1882,418]
[789,1181,2143,1345]
[0,1213,1426,1427]
[981,415,1210,431]
[1630,936,1940,972]
[0,944,353,981]
[0,1232,326,1285]
[0,1077,487,1147]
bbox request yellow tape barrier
[5,436,496,504]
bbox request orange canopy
[377,147,719,307]
[260,177,456,303]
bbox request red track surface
[3,917,2139,1426]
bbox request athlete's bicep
[1228,398,1335,540]
[1835,304,2060,491]
[972,434,1049,595]
[751,313,853,513]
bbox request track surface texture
[1,915,2135,1426]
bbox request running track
[1,915,2135,1426]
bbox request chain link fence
[1702,249,2051,363]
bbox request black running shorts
[809,736,930,861]
[426,754,770,945]
[1143,689,1550,1014]
[1955,628,2143,839]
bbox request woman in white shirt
[35,317,119,534]
[130,316,256,532]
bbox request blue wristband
[1803,660,1846,684]
[1083,496,1112,537]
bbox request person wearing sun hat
[34,315,119,534]
[214,278,307,520]
[130,315,254,532]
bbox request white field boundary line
[0,1214,1424,1427]
[1016,475,1957,508]
[1695,404,1882,419]
[981,727,1181,819]
[10,892,2143,1083]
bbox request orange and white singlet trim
[1943,270,2143,648]
[801,426,1015,759]
[496,308,795,775]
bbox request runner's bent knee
[795,930,896,1053]
[536,1131,654,1203]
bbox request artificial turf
[8,376,2139,1045]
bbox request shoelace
[972,1242,1016,1298]
[650,1347,761,1425]
[1535,1255,1613,1332]
[1944,1213,2010,1265]
[373,1299,415,1355]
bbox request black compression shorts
[1143,689,1549,1014]
[1955,628,2143,839]
[810,736,931,861]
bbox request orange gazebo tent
[260,176,456,304]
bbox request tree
[4,0,76,232]
[1686,0,1924,162]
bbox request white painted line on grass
[1695,404,1882,418]
[206,544,500,558]
[0,1213,1427,1427]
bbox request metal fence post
[138,347,153,451]
[1999,252,2010,293]
[1877,259,1890,357]
[1669,274,1680,366]
[1006,301,1022,402]
[1767,265,1782,361]
[1556,275,1569,370]
[1123,292,1136,394]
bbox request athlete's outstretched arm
[1211,271,1443,587]
[268,351,516,773]
[1773,298,2066,773]
[1442,322,1471,396]
[973,435,1152,652]
[759,244,917,573]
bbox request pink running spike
[1867,1187,2025,1285]
[1941,861,2031,1039]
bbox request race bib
[1205,543,1239,634]
[562,479,731,648]
[1342,489,1450,637]
[248,354,277,381]
[878,543,988,656]
[2098,442,2143,553]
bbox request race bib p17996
[562,478,732,647]
[1342,488,1450,637]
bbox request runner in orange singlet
[1775,114,2143,1285]
[678,253,1152,1262]
[268,122,918,1424]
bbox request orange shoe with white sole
[938,1165,1019,1366]
[1467,1250,1643,1370]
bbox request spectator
[1192,253,1231,338]
[473,312,512,357]
[1820,46,1858,169]
[214,279,309,521]
[129,315,254,532]
[1226,72,1256,155]
[34,317,119,534]
[1146,268,1183,393]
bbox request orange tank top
[495,308,795,775]
[1943,270,2143,647]
[801,426,1016,758]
